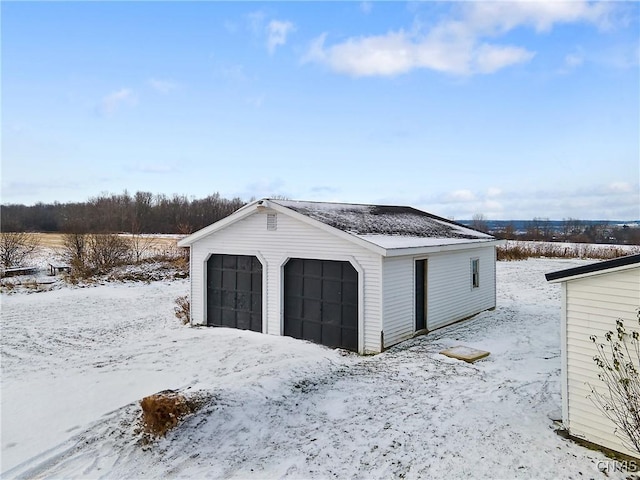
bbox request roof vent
[267,213,277,231]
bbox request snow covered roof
[270,199,495,251]
[179,198,501,255]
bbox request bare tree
[0,232,40,268]
[471,213,489,233]
[129,233,155,263]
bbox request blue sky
[2,1,639,220]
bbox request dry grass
[498,241,640,261]
[140,391,191,436]
[32,233,183,250]
[174,296,191,325]
[140,390,200,437]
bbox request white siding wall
[564,267,640,458]
[381,256,414,347]
[381,246,497,347]
[425,246,496,331]
[189,209,383,354]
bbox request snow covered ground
[0,258,631,479]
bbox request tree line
[0,191,246,234]
[470,215,640,245]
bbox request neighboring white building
[178,199,503,354]
[546,254,640,458]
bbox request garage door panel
[284,258,358,352]
[323,279,342,303]
[251,294,262,312]
[236,291,250,310]
[221,271,235,290]
[287,297,303,318]
[221,309,236,327]
[305,259,322,277]
[322,325,342,348]
[323,261,342,280]
[236,311,251,330]
[236,272,251,291]
[342,328,358,351]
[343,304,358,321]
[207,254,262,332]
[342,282,358,304]
[236,256,252,270]
[284,316,302,338]
[322,302,341,323]
[303,321,322,344]
[303,277,322,297]
[303,299,322,321]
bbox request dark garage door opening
[207,254,262,332]
[284,258,358,351]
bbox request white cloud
[413,180,639,220]
[564,52,584,69]
[607,181,633,193]
[360,2,372,15]
[463,1,614,34]
[473,43,535,74]
[446,189,476,202]
[267,20,295,54]
[99,88,136,116]
[303,0,614,77]
[487,187,502,198]
[245,95,265,108]
[218,64,248,82]
[247,11,266,36]
[128,163,177,174]
[148,78,177,94]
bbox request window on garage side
[471,258,480,288]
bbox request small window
[267,213,277,231]
[471,258,480,288]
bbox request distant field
[31,233,185,249]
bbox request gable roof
[545,253,640,283]
[178,198,501,256]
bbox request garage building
[178,199,503,354]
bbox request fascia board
[547,262,640,284]
[383,239,505,258]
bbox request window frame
[471,258,480,289]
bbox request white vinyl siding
[426,247,496,331]
[381,256,414,347]
[564,266,640,458]
[381,246,497,347]
[189,209,383,354]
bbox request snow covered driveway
[1,259,624,479]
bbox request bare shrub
[61,232,90,275]
[0,232,40,268]
[129,233,155,263]
[588,309,640,455]
[174,296,190,324]
[62,233,131,278]
[87,234,131,273]
[140,390,195,437]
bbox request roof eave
[383,239,505,257]
[545,253,640,283]
[546,259,640,283]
